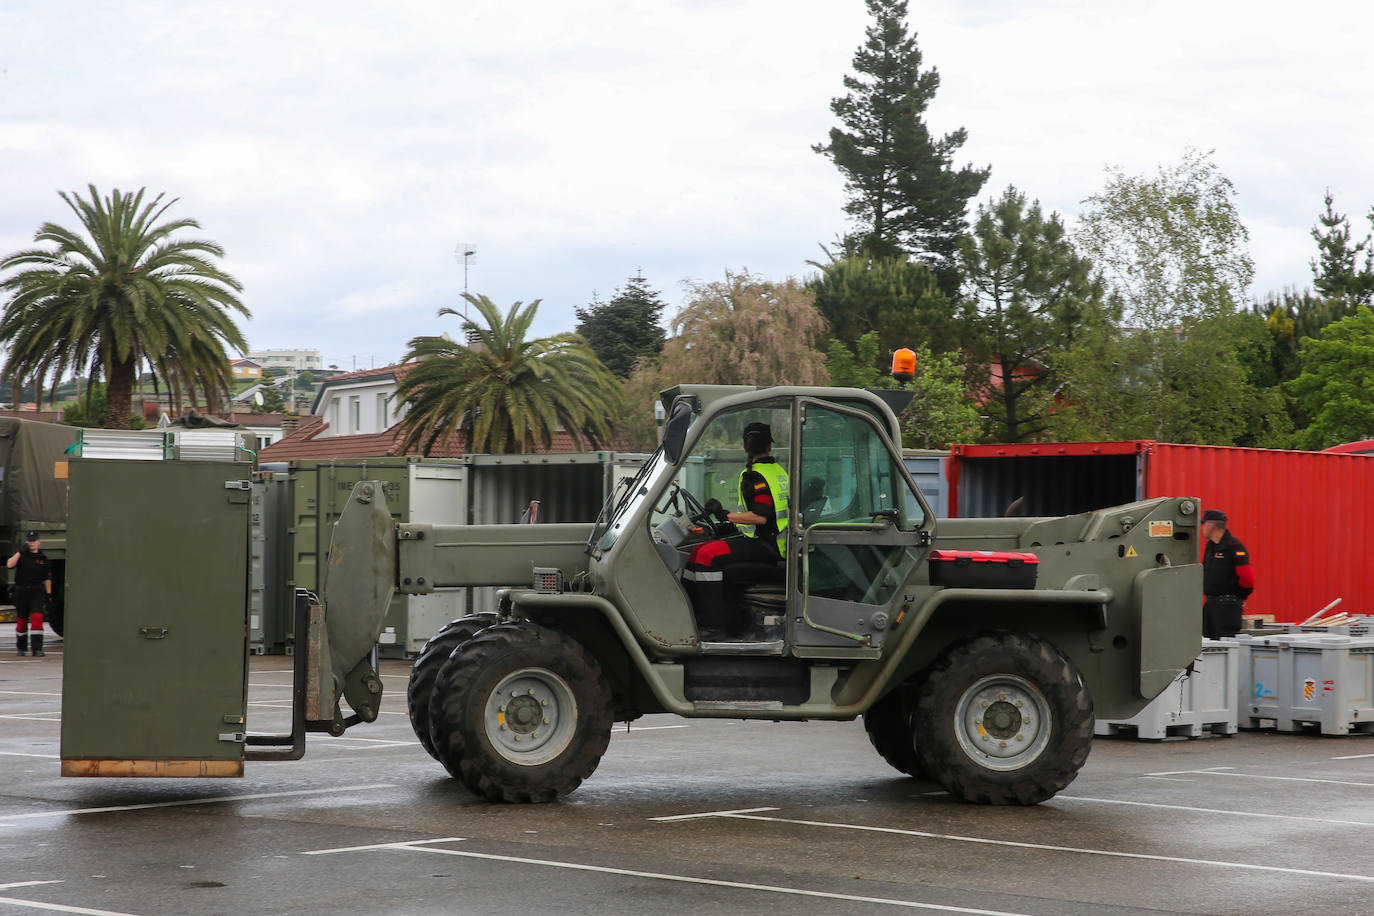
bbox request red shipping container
[949,441,1374,623]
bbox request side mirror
[661,397,694,463]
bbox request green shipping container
[61,459,251,777]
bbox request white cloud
[2,0,1372,363]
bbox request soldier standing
[8,531,52,657]
[1201,509,1254,639]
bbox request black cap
[1201,509,1227,523]
[24,530,39,541]
[742,421,773,444]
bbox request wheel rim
[953,674,1053,772]
[484,667,578,766]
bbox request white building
[311,364,408,438]
[248,348,323,373]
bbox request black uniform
[1202,530,1253,639]
[683,458,787,638]
[12,545,51,656]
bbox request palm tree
[0,185,249,428]
[394,293,621,455]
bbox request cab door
[791,399,932,653]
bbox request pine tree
[1309,190,1374,311]
[573,274,667,378]
[814,0,988,273]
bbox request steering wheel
[673,485,731,537]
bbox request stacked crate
[1095,640,1239,739]
[1232,632,1374,735]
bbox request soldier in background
[1201,509,1254,639]
[8,530,52,657]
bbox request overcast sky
[3,1,1372,372]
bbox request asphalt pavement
[1,649,1372,915]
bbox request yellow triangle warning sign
[1124,545,1138,558]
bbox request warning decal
[1149,521,1174,537]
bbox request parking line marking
[1332,753,1374,760]
[711,813,1374,884]
[0,713,62,722]
[0,751,59,759]
[305,837,1031,913]
[613,725,690,733]
[1142,766,1233,777]
[1143,768,1374,788]
[304,837,467,855]
[0,882,63,890]
[0,784,397,822]
[1057,795,1374,827]
[650,806,779,822]
[0,690,62,697]
[0,897,143,915]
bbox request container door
[794,400,932,651]
[61,459,251,777]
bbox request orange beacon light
[891,348,916,387]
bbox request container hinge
[139,627,169,639]
[224,480,252,491]
[218,732,245,743]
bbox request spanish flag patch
[754,481,767,490]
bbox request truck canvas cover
[0,418,79,529]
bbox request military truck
[59,383,1202,805]
[383,384,1202,805]
[0,418,80,634]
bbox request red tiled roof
[258,416,631,462]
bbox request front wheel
[914,630,1093,805]
[429,622,613,803]
[407,613,497,761]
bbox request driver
[682,422,790,640]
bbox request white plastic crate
[1095,641,1238,740]
[1233,633,1374,735]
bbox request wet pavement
[1,649,1372,915]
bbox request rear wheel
[407,613,497,760]
[429,621,612,803]
[914,630,1093,805]
[864,684,923,778]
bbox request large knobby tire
[864,684,923,778]
[914,630,1093,805]
[407,613,498,761]
[429,621,613,803]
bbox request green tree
[574,274,667,378]
[899,344,980,449]
[959,186,1112,442]
[1067,150,1270,443]
[0,185,249,428]
[813,0,988,272]
[256,384,286,414]
[807,247,960,362]
[59,382,147,429]
[825,331,892,389]
[620,272,830,449]
[1287,306,1374,449]
[1310,190,1374,309]
[394,293,621,455]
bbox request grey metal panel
[466,454,612,525]
[901,450,950,518]
[958,453,1139,518]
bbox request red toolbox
[928,549,1039,589]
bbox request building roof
[311,362,415,414]
[257,416,628,462]
[231,358,262,368]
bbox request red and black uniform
[1202,530,1254,639]
[13,546,51,656]
[682,458,786,638]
